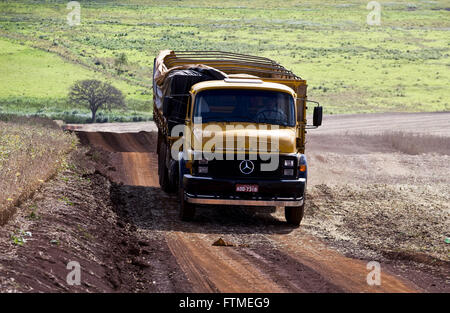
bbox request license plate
[236,184,258,193]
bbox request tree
[114,53,128,75]
[68,80,125,123]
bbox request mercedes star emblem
[239,160,255,175]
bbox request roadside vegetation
[0,115,77,224]
[0,0,448,122]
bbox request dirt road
[68,112,450,292]
[314,112,450,136]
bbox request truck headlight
[284,159,294,167]
[283,168,294,176]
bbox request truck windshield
[193,89,295,126]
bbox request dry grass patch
[0,115,77,224]
[352,131,450,155]
[378,131,450,155]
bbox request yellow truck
[153,51,322,226]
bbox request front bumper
[182,174,306,207]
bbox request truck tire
[285,203,305,226]
[179,188,195,221]
[157,131,162,177]
[158,140,171,192]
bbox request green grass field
[0,0,449,121]
[0,38,152,122]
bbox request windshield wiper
[253,119,289,127]
[202,115,250,122]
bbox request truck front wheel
[285,203,305,226]
[179,188,195,221]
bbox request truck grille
[204,156,295,179]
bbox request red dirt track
[71,121,430,293]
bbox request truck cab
[153,51,322,226]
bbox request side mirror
[313,106,323,127]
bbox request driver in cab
[253,96,285,124]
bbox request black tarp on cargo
[161,67,226,131]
